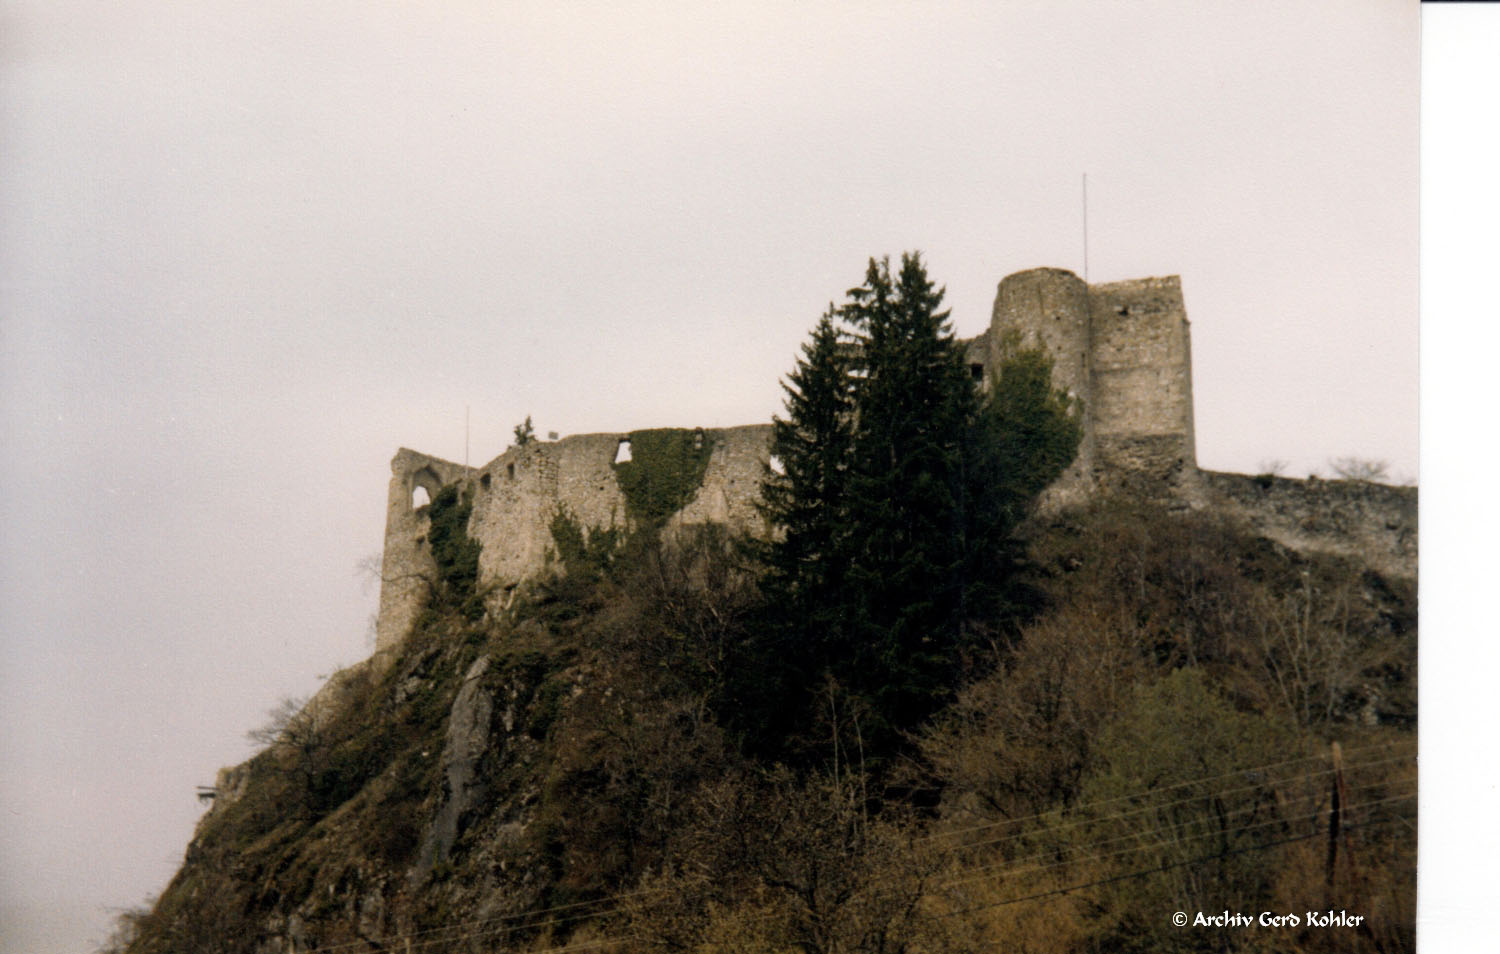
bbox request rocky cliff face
[131,606,606,953]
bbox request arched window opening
[410,466,442,511]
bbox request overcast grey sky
[0,1,1468,950]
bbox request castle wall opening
[410,466,443,510]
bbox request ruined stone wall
[373,267,1414,658]
[374,449,476,658]
[1085,276,1200,502]
[1203,471,1417,579]
[374,426,773,655]
[980,268,1413,577]
[466,434,628,598]
[978,269,1199,506]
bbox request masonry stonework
[372,268,1415,657]
[1202,471,1417,581]
[1084,275,1199,502]
[375,427,773,656]
[375,450,477,656]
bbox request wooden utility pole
[1325,741,1343,897]
[1325,740,1359,906]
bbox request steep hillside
[114,500,1415,954]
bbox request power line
[941,789,1415,890]
[939,750,1415,857]
[919,738,1414,843]
[308,888,663,953]
[938,814,1410,918]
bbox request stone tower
[988,268,1097,506]
[984,268,1199,505]
[1085,275,1199,502]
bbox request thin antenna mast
[1082,172,1089,283]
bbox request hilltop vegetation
[113,256,1415,953]
[113,502,1416,954]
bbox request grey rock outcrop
[412,655,494,881]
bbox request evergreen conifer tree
[756,309,856,688]
[753,253,1082,752]
[840,253,980,731]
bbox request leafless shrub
[1328,456,1390,482]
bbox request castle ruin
[374,268,1416,657]
[966,268,1201,506]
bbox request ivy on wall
[612,428,716,529]
[548,505,622,580]
[543,428,716,582]
[426,484,483,614]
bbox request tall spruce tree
[840,253,980,732]
[759,308,855,675]
[753,253,1082,752]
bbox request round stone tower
[989,268,1096,503]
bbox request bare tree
[628,769,955,954]
[246,695,332,816]
[355,551,384,593]
[245,694,312,748]
[1328,456,1389,482]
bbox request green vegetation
[753,253,1081,751]
[548,504,623,581]
[758,308,854,631]
[425,483,482,616]
[838,253,990,735]
[613,427,716,528]
[544,427,719,586]
[513,414,535,446]
[975,330,1083,529]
